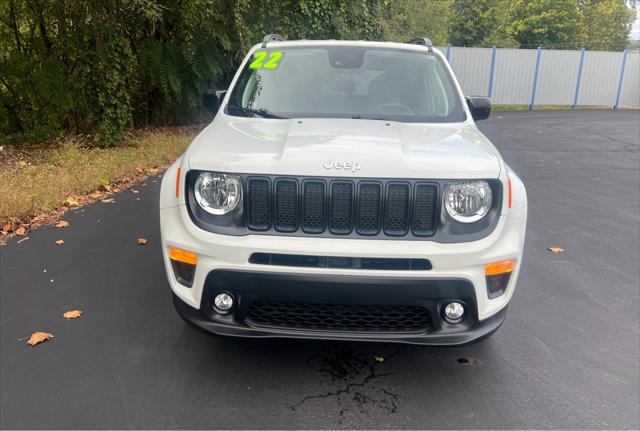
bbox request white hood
[187,115,502,179]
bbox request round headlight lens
[194,172,242,215]
[444,181,493,223]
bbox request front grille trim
[246,301,433,333]
[244,175,439,239]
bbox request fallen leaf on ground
[65,197,80,206]
[63,310,83,319]
[26,332,54,346]
[55,239,64,245]
[17,160,29,167]
[137,238,148,246]
[15,227,26,236]
[374,355,384,362]
[548,246,565,253]
[102,198,114,203]
[55,220,69,228]
[131,189,139,194]
[1,222,11,233]
[89,191,104,199]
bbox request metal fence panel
[535,49,581,105]
[579,51,624,106]
[619,51,640,107]
[490,48,537,105]
[446,47,492,97]
[437,45,639,108]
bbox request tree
[449,0,499,46]
[580,0,636,51]
[506,0,584,49]
[380,0,452,45]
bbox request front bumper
[172,269,508,345]
[160,165,526,344]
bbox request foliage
[580,0,637,51]
[449,0,518,47]
[0,0,637,147]
[380,0,452,45]
[506,0,585,49]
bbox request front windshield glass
[227,46,466,123]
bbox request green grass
[492,104,573,112]
[0,128,197,225]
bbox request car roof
[251,39,443,55]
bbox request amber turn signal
[169,247,198,265]
[485,259,515,276]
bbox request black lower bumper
[173,269,508,346]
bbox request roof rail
[407,37,433,51]
[262,34,284,48]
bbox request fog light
[443,301,465,323]
[213,293,234,313]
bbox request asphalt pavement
[1,110,639,429]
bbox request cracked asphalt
[1,110,639,429]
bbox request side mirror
[203,90,227,113]
[466,96,491,121]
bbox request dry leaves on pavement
[26,332,54,346]
[55,220,69,228]
[548,246,565,253]
[15,227,26,236]
[55,239,64,245]
[101,198,114,203]
[65,196,80,206]
[137,238,148,246]
[63,310,83,319]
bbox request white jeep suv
[159,36,527,345]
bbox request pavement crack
[289,345,403,418]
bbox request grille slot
[274,179,298,232]
[246,178,270,230]
[246,301,432,332]
[384,183,411,235]
[329,182,354,235]
[302,181,326,233]
[357,183,382,235]
[413,184,438,236]
[244,176,438,238]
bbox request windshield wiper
[227,106,289,119]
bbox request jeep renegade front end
[159,37,527,345]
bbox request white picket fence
[438,45,640,108]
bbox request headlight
[194,172,242,215]
[444,180,493,223]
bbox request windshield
[227,46,466,123]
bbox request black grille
[329,182,354,234]
[274,180,298,232]
[246,301,432,332]
[246,178,270,230]
[245,176,438,238]
[384,183,410,235]
[413,184,438,236]
[302,181,326,233]
[357,183,382,235]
